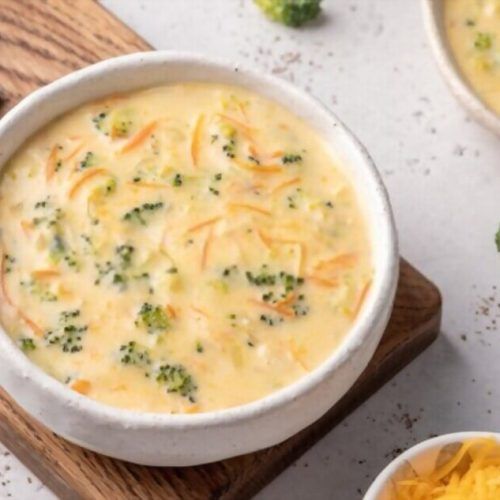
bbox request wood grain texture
[0,0,149,114]
[0,1,442,498]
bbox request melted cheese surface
[0,83,371,413]
[445,0,500,115]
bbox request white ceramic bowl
[365,431,500,499]
[0,51,398,466]
[422,0,500,136]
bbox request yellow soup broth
[0,83,371,413]
[445,0,500,115]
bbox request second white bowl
[422,0,500,137]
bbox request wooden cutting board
[0,1,442,498]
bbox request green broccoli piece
[245,265,277,286]
[254,0,322,27]
[495,225,500,252]
[79,151,96,170]
[282,153,303,164]
[116,244,134,269]
[119,341,151,366]
[47,234,80,271]
[474,32,492,51]
[45,310,87,353]
[156,364,197,401]
[123,202,164,226]
[135,302,170,333]
[19,338,36,352]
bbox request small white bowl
[0,51,398,466]
[422,0,500,137]
[365,431,500,499]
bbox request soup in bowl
[0,52,397,465]
[423,0,500,135]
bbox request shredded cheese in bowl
[391,437,500,499]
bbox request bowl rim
[364,431,500,499]
[421,0,500,137]
[0,50,398,430]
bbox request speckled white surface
[1,0,499,499]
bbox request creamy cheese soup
[0,83,371,413]
[445,0,500,115]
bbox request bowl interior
[422,0,500,136]
[0,52,397,426]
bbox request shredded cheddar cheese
[393,438,500,499]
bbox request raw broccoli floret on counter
[254,0,322,27]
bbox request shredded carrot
[256,231,305,271]
[20,220,34,236]
[235,99,249,121]
[120,120,157,154]
[45,145,59,181]
[248,144,258,158]
[351,280,372,318]
[270,177,301,195]
[190,305,210,318]
[288,339,309,371]
[266,236,302,245]
[232,158,283,175]
[165,304,177,319]
[228,180,265,195]
[68,168,109,199]
[314,253,357,272]
[228,203,271,217]
[277,292,296,307]
[201,228,214,270]
[187,216,222,234]
[269,150,284,159]
[127,181,169,189]
[31,269,60,280]
[18,311,44,337]
[70,379,91,395]
[0,248,43,336]
[63,141,85,162]
[305,275,339,288]
[190,114,205,167]
[257,230,303,247]
[257,229,273,249]
[217,113,255,139]
[249,299,294,317]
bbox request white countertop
[1,1,499,498]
